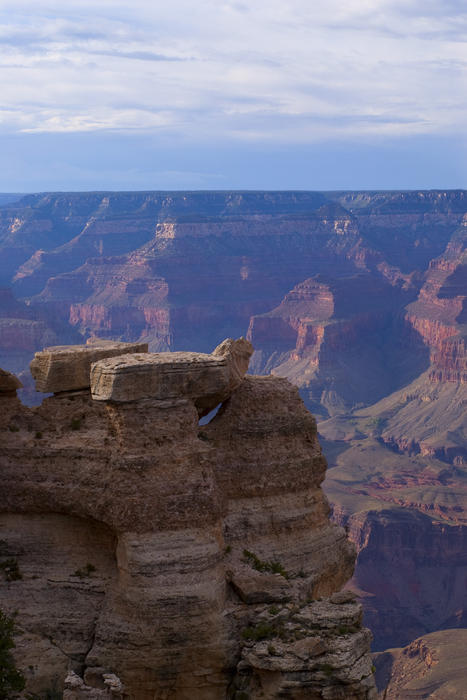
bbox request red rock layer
[405,225,467,383]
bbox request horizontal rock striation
[0,340,376,699]
[405,225,467,383]
[90,337,253,415]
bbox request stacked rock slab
[90,337,253,415]
[30,339,149,393]
[0,339,376,700]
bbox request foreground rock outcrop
[0,339,376,699]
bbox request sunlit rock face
[0,340,376,699]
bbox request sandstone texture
[90,338,252,415]
[30,340,148,393]
[0,367,22,395]
[0,343,376,699]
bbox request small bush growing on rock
[8,426,19,433]
[0,559,22,582]
[73,563,96,578]
[0,609,25,699]
[242,622,277,642]
[34,431,42,440]
[70,417,83,431]
[318,663,334,678]
[242,549,289,579]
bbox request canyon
[0,339,376,699]
[0,190,466,696]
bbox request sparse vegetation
[0,609,25,699]
[70,417,83,431]
[242,549,288,579]
[268,605,279,616]
[366,417,387,433]
[319,663,334,678]
[73,563,96,578]
[0,559,22,582]
[34,431,43,440]
[241,622,277,642]
[8,426,19,433]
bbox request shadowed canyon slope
[0,340,376,699]
[0,190,466,664]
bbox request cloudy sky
[0,0,466,190]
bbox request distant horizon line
[2,188,466,195]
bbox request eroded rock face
[0,346,376,699]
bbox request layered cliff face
[0,340,376,699]
[405,223,466,384]
[247,273,425,418]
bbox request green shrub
[242,549,288,579]
[73,563,96,578]
[241,622,276,642]
[70,417,82,431]
[319,663,334,677]
[0,610,25,699]
[0,559,22,582]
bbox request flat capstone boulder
[90,337,253,414]
[30,339,149,394]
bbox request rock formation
[0,339,376,699]
[30,339,149,393]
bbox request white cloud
[0,0,465,142]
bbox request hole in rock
[199,403,222,426]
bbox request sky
[0,0,466,191]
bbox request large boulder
[0,368,22,396]
[30,340,148,393]
[90,337,253,415]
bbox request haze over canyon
[0,189,466,698]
